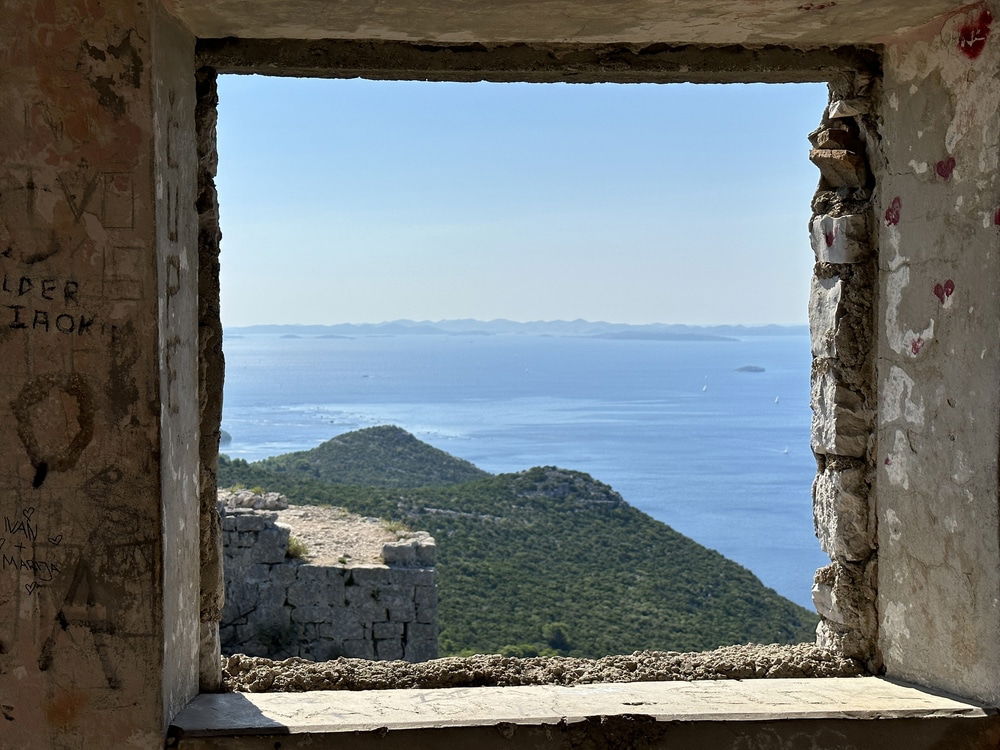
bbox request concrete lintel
[197,39,879,84]
[170,677,995,738]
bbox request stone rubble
[222,643,866,693]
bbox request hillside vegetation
[220,426,817,657]
[255,425,489,487]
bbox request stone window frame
[192,39,882,687]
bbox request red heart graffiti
[936,156,956,180]
[824,229,836,247]
[994,206,1000,226]
[933,279,956,304]
[958,9,993,60]
[911,337,925,355]
[885,196,902,226]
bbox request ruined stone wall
[874,0,1000,704]
[221,507,438,662]
[807,78,879,669]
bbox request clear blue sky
[216,76,827,327]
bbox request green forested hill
[254,424,489,487]
[219,428,817,657]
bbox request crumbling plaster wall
[874,1,1000,704]
[0,0,200,745]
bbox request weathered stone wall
[807,78,879,668]
[0,0,199,745]
[874,0,1000,704]
[221,507,438,662]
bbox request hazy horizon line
[224,318,809,328]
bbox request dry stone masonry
[808,75,879,669]
[219,490,438,662]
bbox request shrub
[286,535,309,559]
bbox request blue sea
[221,332,824,609]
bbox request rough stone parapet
[220,487,290,510]
[219,494,438,663]
[807,75,879,669]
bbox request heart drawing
[48,535,62,546]
[22,507,34,520]
[885,197,902,226]
[933,279,956,304]
[935,156,956,180]
[24,583,37,595]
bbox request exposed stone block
[287,578,343,607]
[809,149,868,188]
[256,527,290,564]
[404,639,438,663]
[810,366,871,457]
[375,639,404,661]
[415,541,436,567]
[349,564,390,586]
[268,562,297,587]
[342,639,374,659]
[809,276,843,360]
[390,568,435,587]
[815,619,872,663]
[374,622,405,639]
[388,603,416,622]
[810,213,869,264]
[414,585,436,609]
[297,564,331,585]
[319,617,364,642]
[813,466,873,562]
[382,540,417,566]
[827,98,869,118]
[235,513,267,532]
[406,622,437,642]
[345,585,385,621]
[812,561,876,634]
[808,125,856,151]
[290,605,332,624]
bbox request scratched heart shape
[22,507,35,520]
[24,583,37,595]
[48,535,62,546]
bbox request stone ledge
[170,677,995,738]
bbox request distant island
[219,425,817,658]
[224,319,807,340]
[736,365,766,373]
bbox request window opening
[213,76,830,662]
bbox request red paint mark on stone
[884,457,892,466]
[935,156,956,180]
[933,279,955,304]
[798,1,837,9]
[885,196,902,226]
[911,337,925,355]
[994,206,1000,225]
[824,229,836,247]
[958,9,993,59]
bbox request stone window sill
[168,677,999,748]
